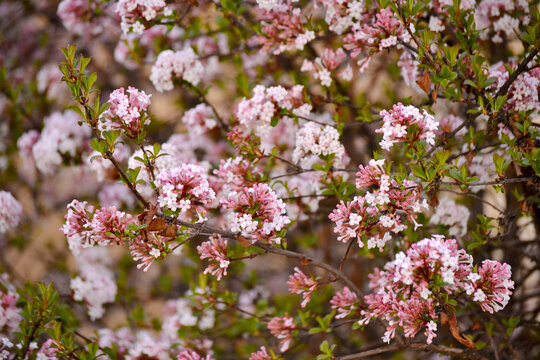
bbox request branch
[495,49,539,98]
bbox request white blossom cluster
[117,0,172,34]
[150,48,204,92]
[292,123,345,167]
[0,191,22,234]
[429,197,470,238]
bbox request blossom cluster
[489,61,540,115]
[286,267,317,308]
[330,286,359,319]
[429,197,470,238]
[360,235,514,343]
[61,199,135,254]
[301,48,352,87]
[30,110,90,175]
[181,104,217,135]
[99,86,152,138]
[213,156,262,193]
[255,2,315,55]
[155,163,216,222]
[116,0,172,34]
[319,0,365,35]
[151,48,204,92]
[197,234,230,281]
[292,123,346,167]
[267,314,296,352]
[0,191,22,234]
[330,159,427,250]
[70,247,117,320]
[475,0,530,43]
[376,103,438,151]
[221,183,290,244]
[236,85,311,138]
[344,8,410,71]
[0,274,21,337]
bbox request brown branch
[495,49,539,98]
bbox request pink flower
[155,164,216,222]
[129,233,169,272]
[213,156,262,193]
[301,48,351,86]
[376,103,439,151]
[0,191,22,234]
[292,123,345,168]
[287,267,317,308]
[255,2,315,55]
[116,0,172,34]
[267,315,296,352]
[221,183,290,244]
[249,346,273,360]
[36,339,60,359]
[0,274,22,335]
[150,48,204,91]
[343,8,409,70]
[468,260,514,314]
[330,286,358,319]
[99,87,151,138]
[177,349,212,360]
[197,234,230,281]
[182,104,217,135]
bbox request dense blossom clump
[236,85,311,138]
[32,111,90,175]
[99,86,152,137]
[429,197,470,238]
[489,62,540,115]
[301,48,352,87]
[360,235,514,343]
[155,164,216,222]
[221,183,290,244]
[475,0,530,43]
[70,248,117,320]
[377,103,438,151]
[61,199,135,254]
[151,48,204,92]
[319,0,365,35]
[182,104,217,135]
[287,267,317,308]
[249,346,273,360]
[255,2,315,55]
[267,315,296,352]
[0,191,22,234]
[116,0,172,34]
[0,274,22,337]
[292,123,345,167]
[197,234,230,281]
[330,159,427,250]
[343,8,409,71]
[213,156,262,193]
[330,286,359,319]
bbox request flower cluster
[255,2,315,55]
[71,248,117,320]
[489,62,540,115]
[197,234,230,281]
[0,191,22,234]
[236,85,311,138]
[319,0,365,34]
[213,157,262,193]
[360,235,514,343]
[181,104,217,135]
[151,48,204,92]
[177,349,212,360]
[221,183,290,244]
[0,274,22,337]
[267,315,296,352]
[292,123,345,167]
[301,48,352,86]
[155,164,216,222]
[31,110,90,175]
[344,8,409,71]
[61,199,135,254]
[99,86,152,138]
[129,233,170,272]
[475,0,530,43]
[249,346,273,360]
[429,197,470,238]
[330,286,359,319]
[376,103,438,151]
[286,267,317,308]
[57,0,104,36]
[330,159,427,250]
[116,0,172,34]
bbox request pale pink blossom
[249,346,273,360]
[151,48,204,92]
[197,234,230,281]
[330,286,358,319]
[287,267,317,308]
[267,315,296,352]
[0,191,22,234]
[99,87,151,138]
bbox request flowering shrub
[0,0,539,359]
